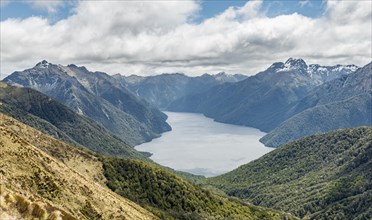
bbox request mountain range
[168,58,370,147]
[3,60,171,146]
[5,58,367,149]
[168,58,359,130]
[114,72,247,109]
[261,62,372,147]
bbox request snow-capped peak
[343,64,359,72]
[271,58,358,83]
[307,64,359,75]
[274,58,308,73]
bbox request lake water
[135,111,273,177]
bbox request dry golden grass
[0,188,76,220]
[0,113,157,220]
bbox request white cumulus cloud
[0,0,371,78]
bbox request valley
[1,58,370,219]
[1,1,371,219]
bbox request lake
[135,111,273,177]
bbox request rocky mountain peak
[284,58,308,70]
[67,64,89,72]
[35,60,50,68]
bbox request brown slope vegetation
[0,113,156,219]
[0,189,76,220]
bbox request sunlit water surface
[135,112,273,177]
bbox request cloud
[30,0,64,13]
[299,0,312,8]
[0,0,371,78]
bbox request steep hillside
[0,113,156,219]
[168,58,358,132]
[3,60,170,145]
[207,127,372,219]
[65,64,170,135]
[114,72,247,109]
[261,62,372,147]
[0,113,296,220]
[0,82,147,160]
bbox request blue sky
[1,0,75,22]
[1,0,326,23]
[199,0,326,19]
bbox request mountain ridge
[206,126,372,219]
[261,62,372,147]
[114,71,248,109]
[0,81,148,160]
[3,61,171,146]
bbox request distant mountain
[207,127,372,219]
[261,62,372,147]
[168,58,358,132]
[114,72,247,109]
[1,113,296,220]
[3,60,171,145]
[0,81,147,160]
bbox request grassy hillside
[0,113,156,219]
[0,81,147,160]
[0,113,296,219]
[207,127,372,219]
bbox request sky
[0,0,371,77]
